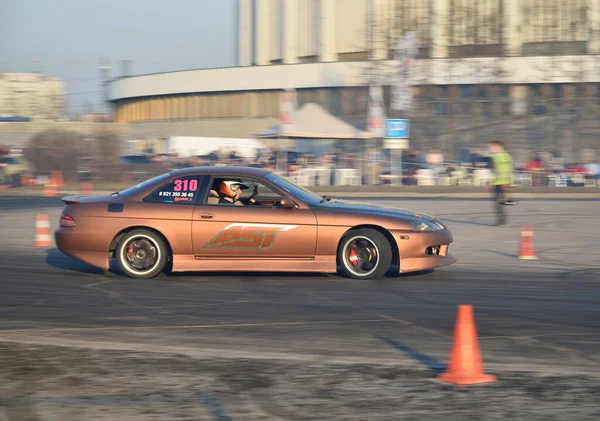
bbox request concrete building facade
[108,0,600,161]
[0,73,65,120]
[238,0,596,65]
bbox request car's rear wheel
[338,228,392,280]
[116,229,168,279]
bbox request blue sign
[0,116,32,122]
[385,119,409,138]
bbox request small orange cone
[43,179,57,197]
[21,173,34,186]
[33,214,53,247]
[81,181,94,195]
[518,225,537,260]
[437,305,496,385]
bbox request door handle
[199,213,214,219]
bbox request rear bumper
[55,228,110,271]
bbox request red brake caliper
[127,243,135,257]
[349,246,359,267]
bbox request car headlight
[411,220,445,232]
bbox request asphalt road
[0,197,599,420]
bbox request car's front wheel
[116,229,168,279]
[338,228,392,280]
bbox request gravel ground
[1,342,600,421]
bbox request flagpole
[391,31,418,186]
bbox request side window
[241,178,282,202]
[144,175,205,204]
[205,177,283,205]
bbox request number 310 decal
[174,179,198,192]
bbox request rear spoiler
[61,195,84,204]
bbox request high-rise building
[238,0,595,66]
[0,72,65,120]
[108,0,600,161]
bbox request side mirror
[278,196,295,208]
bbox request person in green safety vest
[488,140,516,225]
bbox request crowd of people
[126,144,600,187]
[2,142,599,188]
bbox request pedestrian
[488,140,516,225]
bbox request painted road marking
[0,318,391,334]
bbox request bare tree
[25,130,88,180]
[24,128,129,182]
[90,129,127,182]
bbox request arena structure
[108,0,600,163]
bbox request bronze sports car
[55,166,456,279]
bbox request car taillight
[60,214,76,227]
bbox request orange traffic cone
[33,214,53,247]
[21,173,33,186]
[43,179,57,197]
[81,181,93,195]
[437,305,496,385]
[51,170,64,188]
[518,225,537,260]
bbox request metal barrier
[286,166,598,188]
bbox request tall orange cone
[437,305,496,385]
[43,179,57,197]
[33,214,53,247]
[518,225,537,260]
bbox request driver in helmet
[218,180,258,205]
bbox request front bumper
[391,228,457,273]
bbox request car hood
[310,199,438,222]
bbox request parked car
[0,156,33,186]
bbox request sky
[0,0,237,115]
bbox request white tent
[166,136,270,159]
[253,103,372,139]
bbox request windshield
[264,173,322,205]
[117,172,171,197]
